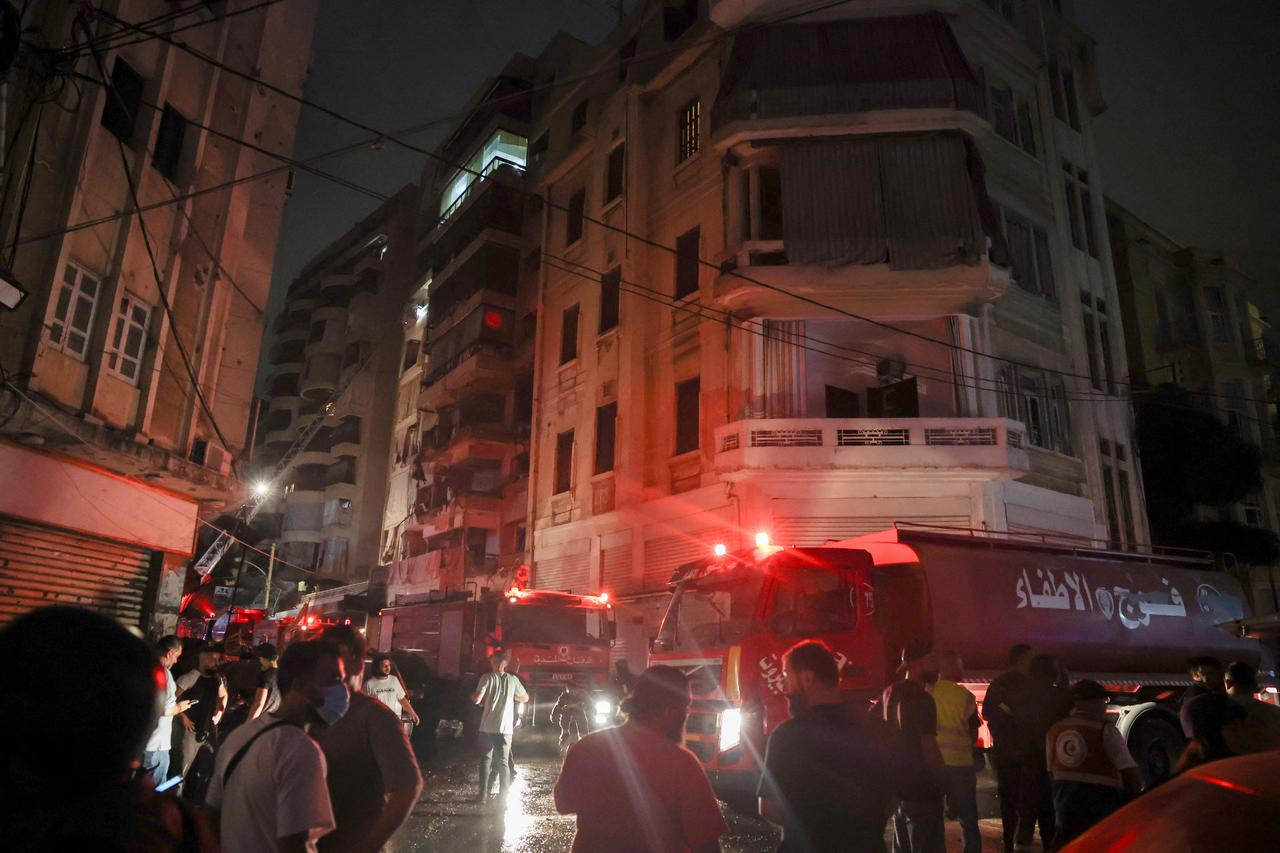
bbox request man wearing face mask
[881,646,946,853]
[758,641,894,852]
[554,665,728,852]
[206,640,346,853]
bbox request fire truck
[650,526,1264,797]
[381,587,617,729]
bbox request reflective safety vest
[1047,715,1123,788]
[932,679,976,767]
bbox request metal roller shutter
[0,516,155,628]
[642,528,732,590]
[535,552,591,593]
[773,515,970,547]
[602,545,633,594]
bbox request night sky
[265,0,1280,363]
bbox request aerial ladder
[192,353,372,577]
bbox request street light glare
[252,480,272,498]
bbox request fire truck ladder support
[192,352,374,577]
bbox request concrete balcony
[301,353,341,401]
[714,417,1029,481]
[263,427,295,451]
[421,494,503,537]
[421,424,520,468]
[420,345,516,410]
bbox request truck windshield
[656,569,765,652]
[501,604,609,645]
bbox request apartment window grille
[104,293,151,384]
[595,402,617,474]
[152,104,187,181]
[565,189,585,245]
[676,98,701,163]
[599,267,620,333]
[674,226,700,299]
[604,143,625,203]
[675,377,700,455]
[554,430,575,494]
[560,303,580,364]
[49,262,102,359]
[101,57,144,143]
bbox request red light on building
[483,309,504,330]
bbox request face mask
[786,691,808,716]
[316,683,350,725]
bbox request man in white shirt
[363,653,420,726]
[472,649,528,801]
[206,640,348,853]
[143,635,194,788]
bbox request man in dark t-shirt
[249,644,281,719]
[881,647,944,853]
[759,641,893,852]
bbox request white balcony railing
[714,417,1029,477]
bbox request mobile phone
[156,775,183,793]
[186,699,200,706]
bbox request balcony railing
[436,157,526,229]
[714,417,1029,475]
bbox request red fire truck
[381,587,617,728]
[650,526,1264,797]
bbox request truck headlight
[595,699,613,715]
[719,708,742,751]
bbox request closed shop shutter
[642,528,732,591]
[773,515,970,547]
[535,552,590,593]
[0,515,155,628]
[602,545,633,593]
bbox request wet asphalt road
[389,733,1019,852]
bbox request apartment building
[518,0,1147,668]
[0,1,316,634]
[254,186,419,585]
[1109,200,1280,615]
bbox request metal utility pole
[264,543,277,614]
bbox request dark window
[825,385,860,418]
[1016,101,1037,156]
[1063,163,1085,252]
[599,267,620,333]
[618,36,637,81]
[571,99,588,135]
[677,98,700,163]
[771,566,856,635]
[560,303,580,364]
[759,167,783,240]
[1080,183,1099,257]
[595,402,617,474]
[1097,299,1115,392]
[101,57,144,143]
[566,189,585,245]
[152,104,187,181]
[663,0,698,41]
[991,86,1017,143]
[308,320,327,343]
[554,430,575,494]
[674,226,700,299]
[402,339,420,372]
[1005,212,1034,290]
[1081,293,1102,391]
[530,132,549,166]
[1048,63,1066,123]
[604,143,625,203]
[675,377,700,455]
[1062,68,1081,130]
[1033,226,1055,299]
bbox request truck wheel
[1129,718,1184,787]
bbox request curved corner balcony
[300,353,342,401]
[714,417,1029,481]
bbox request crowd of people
[3,604,1278,852]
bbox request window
[1049,62,1081,131]
[1205,287,1231,343]
[676,98,701,163]
[674,226,700,299]
[571,99,588,135]
[565,189,585,245]
[1048,382,1071,455]
[1080,293,1102,391]
[1097,299,1115,392]
[308,320,327,344]
[1018,373,1046,448]
[104,294,151,384]
[663,0,698,41]
[1063,162,1097,256]
[599,267,620,333]
[594,402,617,474]
[991,85,1018,143]
[438,129,529,217]
[101,57,144,143]
[759,167,783,240]
[604,143,625,203]
[1118,469,1136,544]
[996,366,1018,420]
[1243,504,1264,527]
[825,385,860,418]
[675,377,700,455]
[48,262,102,359]
[1016,101,1037,156]
[618,36,637,81]
[1003,209,1055,298]
[1222,380,1245,433]
[560,303,580,364]
[1102,460,1120,545]
[554,430,575,494]
[151,104,187,181]
[771,566,856,635]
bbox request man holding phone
[143,636,196,788]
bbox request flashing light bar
[713,543,728,557]
[755,531,770,548]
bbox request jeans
[943,766,981,853]
[558,707,588,746]
[477,732,512,797]
[892,798,945,853]
[143,749,170,788]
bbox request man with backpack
[205,640,348,853]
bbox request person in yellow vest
[932,651,981,853]
[1045,680,1142,847]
